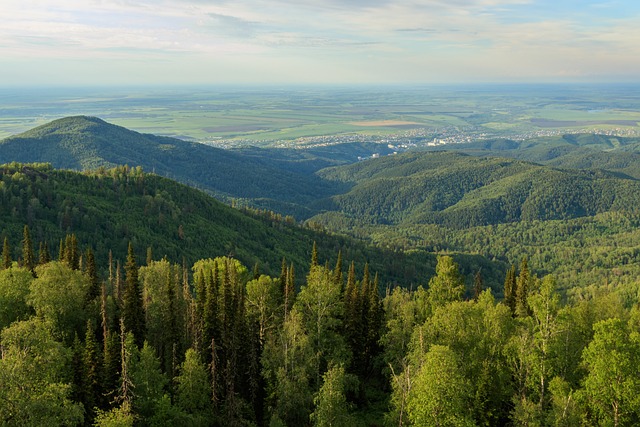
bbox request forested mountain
[425,133,640,179]
[0,117,340,218]
[312,151,640,228]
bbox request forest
[2,221,640,426]
[3,117,640,425]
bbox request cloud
[1,0,639,84]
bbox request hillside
[0,162,505,289]
[424,133,640,179]
[312,151,640,228]
[0,116,341,218]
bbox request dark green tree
[473,269,483,302]
[503,265,517,315]
[83,320,102,423]
[22,225,35,274]
[2,236,11,269]
[311,241,318,268]
[122,243,146,348]
[85,248,100,303]
[515,257,531,318]
[38,241,51,265]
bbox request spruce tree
[58,238,65,262]
[333,250,343,288]
[311,241,318,267]
[515,257,531,318]
[473,269,483,302]
[38,240,51,265]
[284,262,295,319]
[2,236,11,269]
[85,248,100,303]
[503,265,517,315]
[22,225,35,274]
[122,242,146,348]
[83,320,102,422]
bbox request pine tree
[311,241,318,268]
[504,265,517,315]
[252,262,260,280]
[85,248,100,303]
[83,320,102,422]
[146,246,153,266]
[64,234,79,270]
[2,236,11,269]
[122,243,146,348]
[284,262,295,320]
[58,238,65,262]
[333,250,343,288]
[22,225,35,274]
[102,329,121,408]
[516,257,531,318]
[38,240,51,265]
[473,269,483,302]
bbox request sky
[1,0,639,86]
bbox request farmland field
[1,84,640,146]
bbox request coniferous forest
[2,164,640,426]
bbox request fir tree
[2,236,11,269]
[311,241,318,267]
[83,320,102,422]
[122,243,146,348]
[58,238,65,262]
[22,225,35,274]
[473,269,483,302]
[333,250,343,288]
[38,240,51,265]
[252,262,260,280]
[503,265,517,315]
[515,257,531,318]
[85,248,100,303]
[284,262,295,320]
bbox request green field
[1,85,639,145]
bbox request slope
[0,162,506,289]
[0,116,341,217]
[311,151,640,228]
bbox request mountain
[423,133,640,179]
[0,162,505,289]
[0,116,341,218]
[310,151,640,228]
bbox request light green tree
[28,261,91,342]
[407,345,474,427]
[246,274,282,345]
[174,348,212,426]
[310,364,354,427]
[427,256,465,309]
[0,318,84,426]
[582,318,640,427]
[295,265,347,388]
[0,266,33,329]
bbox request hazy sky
[2,0,639,86]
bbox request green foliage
[122,243,146,347]
[582,318,640,426]
[407,345,474,427]
[427,255,465,308]
[310,364,355,427]
[0,318,84,426]
[174,348,212,426]
[28,261,91,342]
[0,267,34,329]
